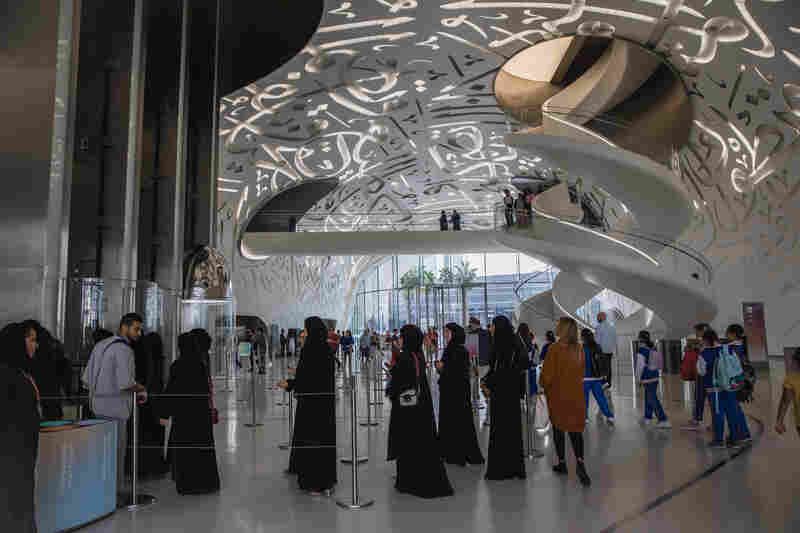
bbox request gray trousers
[116,419,128,492]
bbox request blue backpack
[714,345,746,392]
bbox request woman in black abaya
[279,317,337,494]
[484,315,527,480]
[1,322,40,533]
[160,332,220,494]
[387,325,454,498]
[131,332,169,477]
[436,323,484,466]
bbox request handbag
[398,352,421,407]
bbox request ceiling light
[532,157,542,163]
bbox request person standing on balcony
[594,312,616,415]
[440,210,449,231]
[503,189,514,228]
[451,209,462,230]
[515,192,528,226]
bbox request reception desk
[37,419,118,533]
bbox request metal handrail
[493,203,713,284]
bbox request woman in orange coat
[540,317,591,486]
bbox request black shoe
[552,462,568,475]
[576,461,591,487]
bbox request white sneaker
[642,418,653,426]
[655,420,672,429]
[606,417,615,426]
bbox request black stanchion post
[337,375,374,510]
[124,391,156,510]
[278,392,294,450]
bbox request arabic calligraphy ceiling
[219,0,800,267]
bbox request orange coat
[540,342,586,433]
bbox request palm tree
[453,259,478,285]
[399,265,437,324]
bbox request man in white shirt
[594,312,617,414]
[82,313,145,493]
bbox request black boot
[576,461,591,487]
[552,461,568,475]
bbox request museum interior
[2,1,800,532]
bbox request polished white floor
[79,358,799,533]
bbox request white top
[595,321,617,354]
[81,336,136,420]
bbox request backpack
[714,345,746,391]
[647,347,663,372]
[680,347,699,381]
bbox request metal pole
[361,359,378,427]
[278,392,293,450]
[245,368,263,428]
[337,375,374,510]
[340,374,368,464]
[525,376,544,458]
[126,391,156,510]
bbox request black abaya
[286,339,337,492]
[160,358,220,494]
[387,351,454,498]
[438,343,484,466]
[484,338,527,480]
[128,335,168,477]
[0,364,40,532]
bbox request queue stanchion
[278,391,294,450]
[524,373,543,459]
[337,374,374,510]
[360,359,378,427]
[340,372,368,465]
[276,355,288,406]
[124,391,157,510]
[245,368,263,428]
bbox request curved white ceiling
[219,0,800,242]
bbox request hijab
[445,322,465,346]
[400,324,424,355]
[178,332,200,361]
[0,323,33,374]
[491,315,515,356]
[303,316,329,353]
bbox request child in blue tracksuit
[699,329,736,447]
[724,324,752,444]
[581,329,614,424]
[636,331,671,428]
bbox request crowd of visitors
[7,302,795,529]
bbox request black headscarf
[190,329,212,353]
[491,315,515,357]
[303,316,329,353]
[400,324,424,354]
[178,332,200,361]
[0,323,33,373]
[400,324,426,372]
[445,322,465,346]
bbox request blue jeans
[584,380,613,418]
[644,381,667,422]
[694,379,706,421]
[728,395,751,440]
[707,389,737,442]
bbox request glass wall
[575,288,642,327]
[350,253,554,335]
